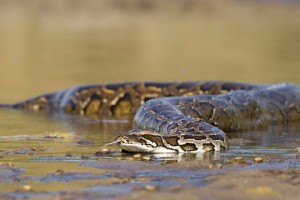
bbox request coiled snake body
[1,81,300,153]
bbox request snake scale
[1,81,300,153]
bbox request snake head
[115,130,228,153]
[116,130,177,153]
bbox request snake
[1,81,300,153]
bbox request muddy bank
[1,161,299,200]
[0,147,299,200]
[121,169,300,200]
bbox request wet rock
[254,157,263,163]
[65,153,72,157]
[234,157,246,164]
[100,147,110,152]
[141,156,152,161]
[234,157,243,162]
[21,185,32,192]
[144,185,158,191]
[216,164,223,169]
[133,154,142,159]
[125,157,134,161]
[208,164,223,169]
[225,157,248,165]
[56,169,65,175]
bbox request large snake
[1,81,300,153]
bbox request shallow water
[0,108,299,199]
[0,1,300,199]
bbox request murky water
[1,1,300,200]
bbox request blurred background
[0,0,300,102]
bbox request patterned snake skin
[1,81,300,153]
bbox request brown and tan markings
[1,81,300,153]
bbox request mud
[121,169,300,200]
[0,147,299,200]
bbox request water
[0,1,300,199]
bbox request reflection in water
[228,124,300,148]
[149,151,222,165]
